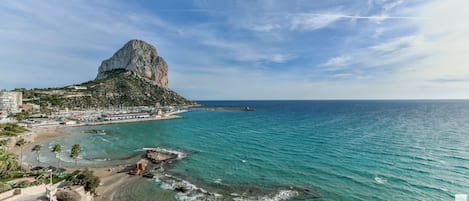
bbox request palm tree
[70,144,81,166]
[31,144,41,164]
[0,149,21,177]
[51,144,62,168]
[15,138,26,165]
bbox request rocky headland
[18,39,193,109]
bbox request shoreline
[2,113,186,201]
[67,113,185,127]
[7,113,185,156]
[3,110,316,201]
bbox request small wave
[233,190,299,201]
[152,173,303,201]
[438,160,446,164]
[153,173,221,201]
[160,182,174,190]
[374,176,386,184]
[92,158,111,162]
[214,178,222,184]
[98,137,110,143]
[241,160,247,163]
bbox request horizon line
[193,99,469,101]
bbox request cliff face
[96,39,169,88]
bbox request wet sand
[85,166,141,201]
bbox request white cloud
[271,54,293,63]
[248,24,281,32]
[288,13,343,30]
[321,56,352,68]
[331,73,354,79]
[382,0,405,12]
[285,12,420,31]
[370,35,424,53]
[317,0,469,98]
[372,27,385,38]
[183,26,293,63]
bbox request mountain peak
[96,39,168,88]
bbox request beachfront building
[67,85,88,90]
[102,112,151,121]
[0,91,23,114]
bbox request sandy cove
[9,114,184,156]
[3,115,184,201]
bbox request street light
[46,169,53,201]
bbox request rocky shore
[125,148,320,201]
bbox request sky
[0,0,468,100]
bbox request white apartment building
[0,91,23,114]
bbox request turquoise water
[31,101,469,200]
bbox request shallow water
[28,100,469,200]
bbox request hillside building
[0,91,23,114]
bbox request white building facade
[0,91,23,114]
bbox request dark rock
[145,150,178,163]
[175,185,191,193]
[142,172,155,178]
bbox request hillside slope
[20,70,193,109]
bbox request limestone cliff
[96,39,169,88]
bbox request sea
[28,100,469,200]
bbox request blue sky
[0,0,468,100]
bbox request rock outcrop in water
[144,148,185,164]
[96,39,169,89]
[136,148,320,201]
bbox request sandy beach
[9,114,184,155]
[93,168,140,201]
[2,114,184,201]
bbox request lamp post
[47,169,53,201]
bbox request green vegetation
[0,171,26,183]
[43,95,64,106]
[0,139,8,149]
[64,170,81,180]
[15,71,194,110]
[70,144,81,166]
[15,138,26,165]
[68,169,100,194]
[8,111,30,121]
[0,149,21,179]
[31,144,41,164]
[51,144,62,168]
[0,123,28,136]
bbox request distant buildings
[102,112,151,121]
[0,91,23,114]
[67,85,87,90]
[23,103,41,112]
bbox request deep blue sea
[31,100,469,200]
